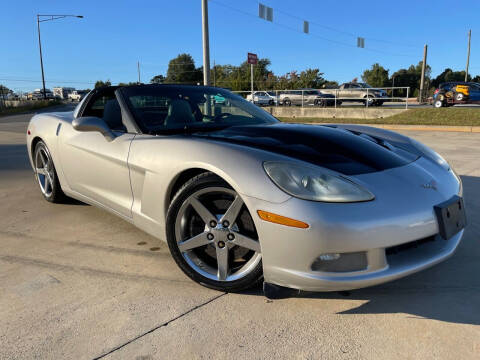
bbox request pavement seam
[91,292,227,360]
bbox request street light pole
[201,0,211,86]
[36,14,83,100]
[37,15,47,99]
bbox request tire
[34,141,67,203]
[314,98,324,107]
[455,93,464,101]
[283,98,291,106]
[433,99,444,108]
[166,172,263,292]
[364,95,374,107]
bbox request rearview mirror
[72,116,116,141]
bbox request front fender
[127,135,292,241]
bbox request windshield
[121,85,278,134]
[359,83,372,88]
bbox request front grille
[386,235,436,256]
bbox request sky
[1,0,479,92]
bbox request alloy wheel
[174,187,261,282]
[35,146,55,197]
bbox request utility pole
[251,64,254,95]
[137,61,141,83]
[213,60,216,87]
[465,30,471,82]
[37,15,47,99]
[201,0,211,86]
[419,44,428,103]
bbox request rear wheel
[433,99,444,108]
[34,141,66,203]
[166,173,263,292]
[283,98,291,106]
[455,93,464,101]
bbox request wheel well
[31,136,43,157]
[167,168,211,205]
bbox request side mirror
[72,116,116,141]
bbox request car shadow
[0,144,31,172]
[0,144,87,206]
[243,175,480,326]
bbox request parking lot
[1,108,479,359]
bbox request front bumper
[242,158,464,292]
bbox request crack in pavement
[91,292,227,359]
[0,255,193,286]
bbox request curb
[306,123,480,133]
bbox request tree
[362,63,389,87]
[150,74,165,84]
[472,75,480,83]
[94,80,111,89]
[143,54,336,91]
[0,84,12,95]
[391,61,431,97]
[431,68,471,88]
[165,53,202,84]
[117,82,138,86]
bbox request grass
[0,100,62,117]
[278,108,480,127]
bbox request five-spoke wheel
[166,173,263,291]
[34,141,65,203]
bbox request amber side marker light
[257,210,309,229]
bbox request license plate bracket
[434,196,467,240]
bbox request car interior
[82,89,127,132]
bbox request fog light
[311,252,368,272]
[318,253,341,261]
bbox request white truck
[68,90,84,102]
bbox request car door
[341,84,353,99]
[469,83,480,103]
[58,89,134,218]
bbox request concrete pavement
[0,110,479,359]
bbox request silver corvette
[26,84,466,295]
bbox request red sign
[247,52,258,65]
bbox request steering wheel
[212,112,232,122]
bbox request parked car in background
[279,89,336,106]
[213,93,231,106]
[246,91,275,106]
[321,82,388,106]
[432,82,480,108]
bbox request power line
[209,0,417,58]
[256,0,418,48]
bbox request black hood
[193,123,417,175]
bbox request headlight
[263,161,375,202]
[451,168,463,196]
[409,138,449,170]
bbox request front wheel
[34,141,66,203]
[166,172,263,292]
[364,96,374,106]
